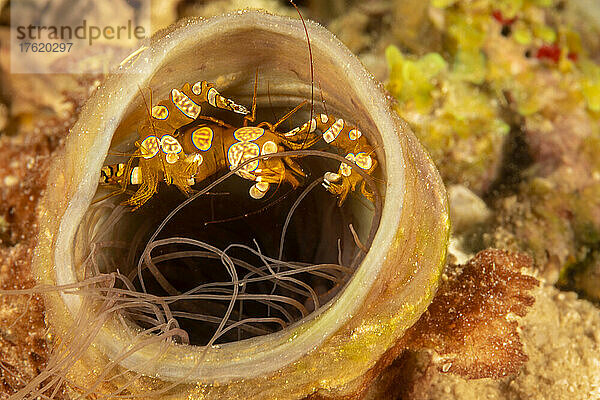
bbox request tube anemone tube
[32,11,449,400]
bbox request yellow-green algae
[386,0,600,286]
[581,60,600,112]
[386,43,508,193]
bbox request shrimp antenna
[318,80,329,116]
[138,85,156,134]
[257,100,309,132]
[244,68,260,127]
[271,100,308,131]
[289,0,314,149]
[138,85,169,174]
